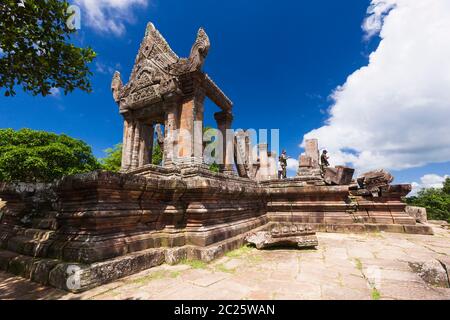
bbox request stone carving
[155,124,164,150]
[245,224,318,249]
[111,22,233,171]
[297,139,322,179]
[113,23,210,111]
[324,166,355,186]
[357,169,394,195]
[169,28,210,74]
[111,71,123,103]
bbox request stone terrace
[1,225,449,300]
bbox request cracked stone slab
[184,270,229,287]
[409,260,450,288]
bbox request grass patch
[371,288,381,300]
[354,258,363,271]
[170,271,181,278]
[215,263,237,274]
[367,232,384,239]
[129,270,167,286]
[180,259,208,269]
[225,245,253,258]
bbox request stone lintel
[204,74,233,112]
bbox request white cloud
[96,61,115,75]
[287,158,299,171]
[74,0,149,36]
[362,1,396,39]
[49,87,61,98]
[303,0,450,173]
[410,174,449,196]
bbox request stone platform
[0,167,432,292]
[1,227,449,300]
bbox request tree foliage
[0,128,100,182]
[152,143,163,166]
[100,143,122,173]
[0,0,96,97]
[406,178,450,222]
[100,141,164,172]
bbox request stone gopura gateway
[0,23,432,292]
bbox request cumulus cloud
[303,0,450,173]
[410,174,449,196]
[287,158,299,171]
[74,0,149,36]
[362,1,396,39]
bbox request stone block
[409,260,450,288]
[8,255,35,278]
[245,224,318,249]
[48,263,88,292]
[165,247,187,265]
[406,206,428,223]
[0,250,18,271]
[299,155,312,168]
[324,166,355,185]
[403,225,434,235]
[304,139,320,168]
[30,259,60,285]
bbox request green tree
[152,143,163,166]
[100,140,164,172]
[100,143,122,172]
[406,178,450,223]
[443,178,450,195]
[0,0,96,97]
[0,128,100,182]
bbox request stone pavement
[1,226,449,300]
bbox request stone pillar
[121,118,134,171]
[267,152,278,180]
[214,110,234,174]
[305,139,320,169]
[163,103,178,167]
[130,121,141,170]
[138,123,154,167]
[257,143,269,181]
[177,89,205,166]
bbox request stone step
[0,246,166,292]
[23,228,55,241]
[32,218,58,230]
[6,231,54,257]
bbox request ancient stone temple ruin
[0,23,432,292]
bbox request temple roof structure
[111,22,233,113]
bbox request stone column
[256,143,269,181]
[177,89,205,166]
[163,103,179,167]
[267,152,278,180]
[138,123,154,167]
[130,121,141,170]
[121,118,134,171]
[305,139,320,169]
[214,110,234,174]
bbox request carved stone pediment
[111,22,211,110]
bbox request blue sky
[0,0,449,190]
